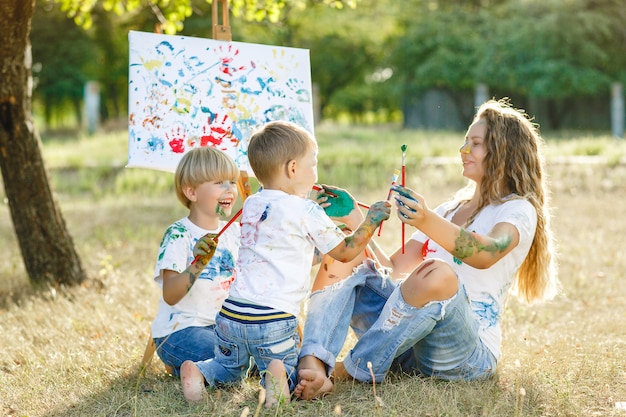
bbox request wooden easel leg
[141,334,156,367]
[141,331,173,375]
[212,0,232,41]
[237,170,252,200]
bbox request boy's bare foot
[294,355,334,400]
[180,360,206,403]
[264,359,290,408]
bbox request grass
[1,124,626,416]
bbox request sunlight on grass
[35,124,626,199]
[2,125,626,416]
[41,130,129,169]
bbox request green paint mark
[452,228,512,259]
[323,189,355,217]
[401,144,407,152]
[216,204,226,217]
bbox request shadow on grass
[40,361,535,417]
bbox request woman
[295,98,560,399]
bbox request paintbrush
[378,169,400,236]
[191,208,243,265]
[401,145,407,253]
[312,185,370,209]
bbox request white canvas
[128,30,314,174]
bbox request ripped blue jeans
[299,260,496,382]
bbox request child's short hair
[174,147,239,208]
[247,121,317,185]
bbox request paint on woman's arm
[452,229,512,259]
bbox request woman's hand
[391,185,430,228]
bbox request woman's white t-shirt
[410,198,537,359]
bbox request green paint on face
[216,204,226,217]
[323,189,354,217]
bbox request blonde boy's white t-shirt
[410,197,537,360]
[151,216,240,339]
[232,189,346,316]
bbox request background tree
[90,4,130,123]
[31,2,98,130]
[389,0,626,129]
[482,0,614,128]
[389,1,486,128]
[0,0,86,288]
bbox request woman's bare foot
[180,360,206,403]
[264,359,290,408]
[295,368,333,400]
[294,355,334,400]
[332,361,350,380]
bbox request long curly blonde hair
[457,99,559,304]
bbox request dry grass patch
[1,130,626,416]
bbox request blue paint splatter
[259,205,270,222]
[472,297,499,328]
[147,135,165,152]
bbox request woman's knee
[400,259,458,307]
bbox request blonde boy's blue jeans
[153,325,217,377]
[299,260,496,382]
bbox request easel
[212,0,252,201]
[141,0,251,373]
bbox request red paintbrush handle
[191,208,243,265]
[216,208,243,238]
[401,165,406,253]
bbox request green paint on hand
[323,189,354,217]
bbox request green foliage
[390,5,486,93]
[55,0,359,33]
[90,5,130,120]
[308,33,377,113]
[390,0,626,102]
[325,77,401,123]
[31,2,99,127]
[306,0,400,117]
[482,0,614,97]
[43,0,626,129]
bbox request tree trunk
[0,0,86,288]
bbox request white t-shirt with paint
[231,189,346,316]
[410,197,537,360]
[151,216,240,338]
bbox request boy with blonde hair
[151,146,240,377]
[181,120,390,406]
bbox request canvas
[127,30,314,174]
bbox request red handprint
[201,113,231,148]
[166,127,188,154]
[217,44,245,76]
